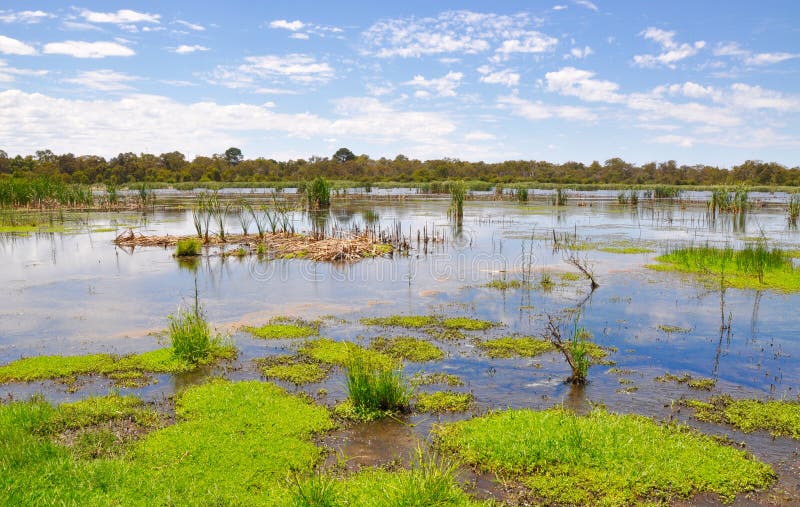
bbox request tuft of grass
[244,318,319,340]
[174,238,201,257]
[168,305,222,364]
[441,317,495,331]
[436,408,776,505]
[51,393,158,431]
[539,272,555,289]
[258,356,330,385]
[788,193,800,224]
[306,176,332,209]
[340,352,411,421]
[559,272,582,282]
[483,279,527,290]
[371,336,444,362]
[478,337,553,359]
[448,181,466,221]
[416,391,474,413]
[684,396,800,438]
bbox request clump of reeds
[168,304,216,363]
[362,208,380,224]
[516,185,529,202]
[175,238,201,257]
[448,181,466,221]
[345,353,411,416]
[544,315,591,384]
[709,185,749,215]
[306,177,331,209]
[617,189,639,206]
[788,193,800,225]
[551,187,568,206]
[653,185,681,199]
[664,242,789,284]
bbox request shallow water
[2,191,800,503]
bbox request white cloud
[210,54,334,88]
[544,67,624,102]
[633,27,705,68]
[175,20,205,31]
[727,83,800,111]
[552,5,568,11]
[464,130,496,141]
[81,9,160,25]
[477,66,520,86]
[714,42,799,66]
[290,33,310,40]
[174,45,209,54]
[573,0,599,11]
[405,71,463,97]
[566,46,593,59]
[626,92,740,127]
[64,70,138,91]
[498,94,596,121]
[652,82,719,100]
[43,41,135,58]
[269,19,305,31]
[363,10,556,58]
[651,134,695,147]
[0,59,47,82]
[0,10,54,24]
[0,35,36,55]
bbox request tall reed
[448,181,466,221]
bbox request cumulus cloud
[64,69,138,91]
[174,45,209,54]
[544,67,624,102]
[0,35,37,55]
[269,19,305,31]
[633,27,705,68]
[565,46,593,59]
[43,41,135,58]
[573,0,599,11]
[477,66,520,86]
[208,53,335,89]
[0,10,54,24]
[405,71,463,97]
[175,20,205,31]
[362,10,557,58]
[0,90,457,157]
[81,9,160,25]
[498,94,596,121]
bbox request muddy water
[2,191,800,504]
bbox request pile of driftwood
[113,230,391,262]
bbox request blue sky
[0,1,798,166]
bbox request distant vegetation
[1,148,799,187]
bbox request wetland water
[2,190,800,504]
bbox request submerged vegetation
[416,391,474,413]
[478,337,553,359]
[370,336,445,362]
[655,372,716,390]
[436,408,776,505]
[684,396,800,438]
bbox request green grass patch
[684,395,800,438]
[656,372,716,390]
[559,272,582,282]
[483,279,528,290]
[441,317,495,330]
[257,356,330,385]
[416,391,474,413]
[478,337,554,359]
[657,325,691,334]
[370,336,445,362]
[338,353,411,421]
[174,238,201,257]
[598,246,654,254]
[361,315,497,332]
[436,408,775,505]
[245,318,319,339]
[651,244,800,292]
[0,346,235,384]
[51,393,159,431]
[298,338,397,370]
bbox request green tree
[224,147,243,165]
[333,147,355,163]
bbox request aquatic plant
[343,352,412,420]
[416,391,474,413]
[478,337,553,359]
[168,304,219,364]
[306,176,332,209]
[544,315,594,384]
[448,180,466,222]
[788,193,800,225]
[551,186,568,206]
[236,201,252,235]
[684,395,800,438]
[617,189,639,206]
[435,407,776,505]
[244,319,319,339]
[516,185,529,202]
[105,182,118,205]
[175,238,201,257]
[653,185,681,199]
[258,356,330,385]
[370,336,444,362]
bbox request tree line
[0,148,798,187]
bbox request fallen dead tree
[114,230,392,262]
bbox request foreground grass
[684,395,800,438]
[651,244,800,292]
[436,408,775,506]
[257,356,331,385]
[298,338,397,370]
[0,346,236,384]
